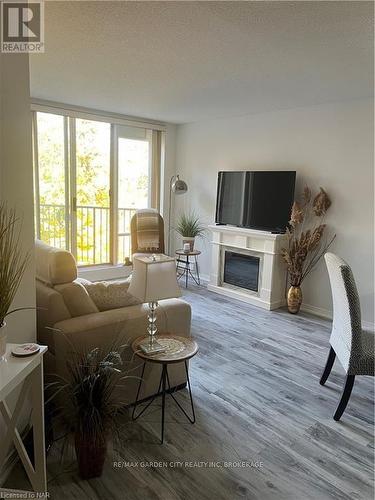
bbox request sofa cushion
[55,281,99,317]
[36,280,71,354]
[83,280,141,311]
[35,239,77,285]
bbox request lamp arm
[168,175,176,255]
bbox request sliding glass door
[75,119,111,265]
[33,111,158,266]
[116,126,152,264]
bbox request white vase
[0,322,6,361]
[182,237,195,252]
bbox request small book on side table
[140,341,166,354]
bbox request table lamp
[128,254,181,353]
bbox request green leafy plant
[175,212,206,238]
[0,203,30,326]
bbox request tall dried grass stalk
[281,187,335,286]
[46,337,139,450]
[0,203,29,325]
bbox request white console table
[0,344,48,495]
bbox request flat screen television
[215,171,296,232]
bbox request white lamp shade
[128,254,181,302]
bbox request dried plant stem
[299,213,327,278]
[301,234,336,281]
[0,204,30,325]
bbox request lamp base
[139,339,166,354]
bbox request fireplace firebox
[223,251,260,292]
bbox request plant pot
[287,286,302,314]
[0,323,6,361]
[75,433,107,479]
[182,237,195,252]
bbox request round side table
[131,334,198,444]
[175,249,201,288]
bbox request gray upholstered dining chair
[320,252,374,421]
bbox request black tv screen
[215,171,296,232]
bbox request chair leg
[333,375,355,421]
[320,347,336,385]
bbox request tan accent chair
[130,208,165,256]
[35,240,191,404]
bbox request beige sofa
[35,240,191,404]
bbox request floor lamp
[168,175,188,255]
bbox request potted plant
[51,346,127,479]
[0,204,29,360]
[175,212,206,251]
[281,187,335,314]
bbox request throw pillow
[83,280,141,311]
[54,281,99,317]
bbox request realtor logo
[1,1,44,53]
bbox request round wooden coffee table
[131,334,198,444]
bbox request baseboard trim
[199,273,209,283]
[300,302,374,331]
[202,283,374,331]
[300,303,332,320]
[207,284,280,310]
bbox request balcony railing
[39,204,136,266]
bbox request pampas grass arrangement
[281,186,336,288]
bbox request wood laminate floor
[6,284,374,499]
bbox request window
[35,112,67,249]
[33,107,163,266]
[116,127,152,264]
[75,119,111,265]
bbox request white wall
[0,53,36,342]
[161,123,177,254]
[174,99,374,326]
[0,52,37,478]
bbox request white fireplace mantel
[207,224,287,310]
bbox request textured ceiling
[30,1,374,124]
